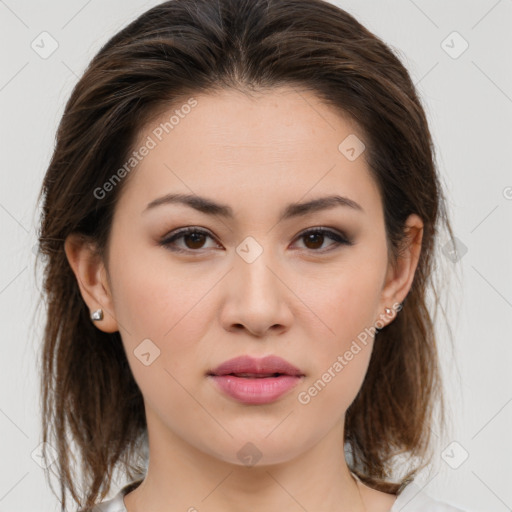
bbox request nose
[219,247,293,338]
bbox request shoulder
[78,491,126,512]
[392,481,468,512]
[78,479,143,512]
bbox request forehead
[115,86,382,221]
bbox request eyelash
[159,226,353,255]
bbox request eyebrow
[143,192,364,221]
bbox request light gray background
[1,1,511,511]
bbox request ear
[376,213,424,326]
[64,233,119,333]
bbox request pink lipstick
[207,355,304,405]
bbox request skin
[65,86,423,512]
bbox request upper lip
[208,355,304,377]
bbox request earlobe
[64,233,119,333]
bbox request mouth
[207,355,305,404]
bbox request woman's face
[81,87,420,466]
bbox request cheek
[309,262,384,346]
[109,237,213,338]
[295,260,384,407]
[295,277,379,415]
[108,253,213,411]
[108,244,226,393]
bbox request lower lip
[208,375,303,404]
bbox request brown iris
[183,232,207,249]
[302,232,325,250]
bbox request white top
[90,476,467,512]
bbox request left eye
[159,227,352,254]
[295,228,352,251]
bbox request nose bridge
[234,235,280,300]
[221,235,291,335]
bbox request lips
[207,355,305,404]
[208,354,304,378]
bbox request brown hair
[35,0,459,510]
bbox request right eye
[159,227,222,253]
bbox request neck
[124,415,367,512]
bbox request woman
[36,0,466,511]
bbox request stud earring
[90,308,103,321]
[375,306,398,334]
